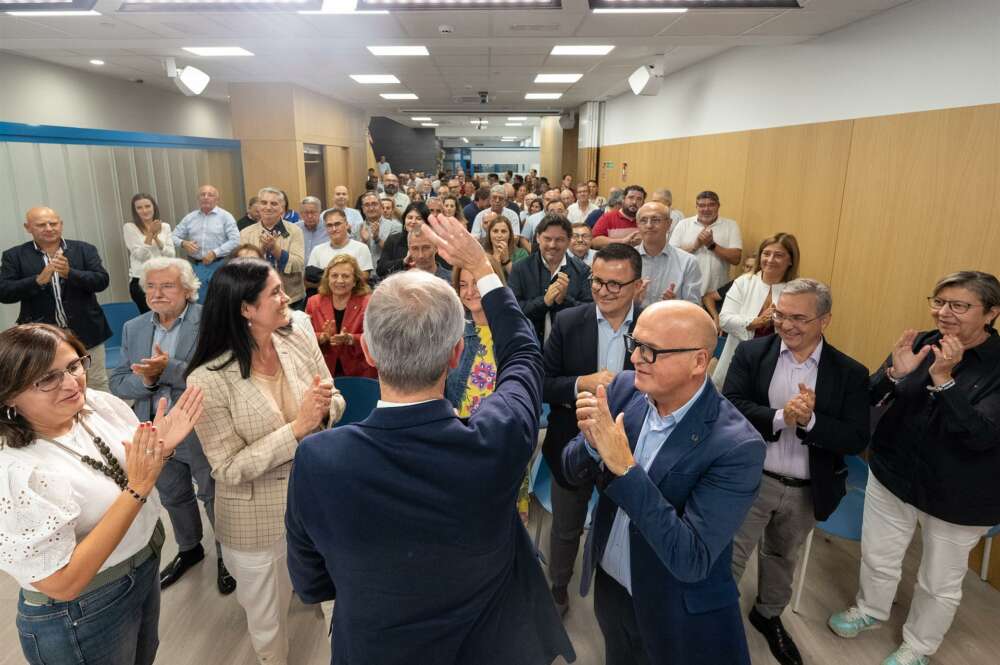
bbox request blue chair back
[333,377,381,427]
[816,455,869,542]
[529,454,553,515]
[101,301,140,369]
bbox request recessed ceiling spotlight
[182,47,254,57]
[550,45,615,56]
[350,74,400,84]
[534,73,582,83]
[367,45,429,56]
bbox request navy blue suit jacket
[562,373,765,665]
[286,285,576,665]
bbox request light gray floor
[2,486,997,664]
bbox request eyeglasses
[589,277,639,294]
[636,217,667,226]
[34,355,91,392]
[624,334,701,364]
[571,233,591,241]
[927,297,979,314]
[771,310,823,325]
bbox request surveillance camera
[438,24,454,34]
[478,91,489,104]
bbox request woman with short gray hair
[829,270,1000,665]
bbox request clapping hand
[662,282,677,301]
[697,228,714,247]
[131,343,169,386]
[576,385,635,476]
[123,423,166,496]
[260,232,276,252]
[50,251,70,278]
[181,240,200,255]
[783,383,815,427]
[889,329,932,379]
[151,386,205,454]
[928,333,964,383]
[291,375,334,439]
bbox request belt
[22,520,165,605]
[188,256,222,265]
[763,470,811,488]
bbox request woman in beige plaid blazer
[186,258,344,665]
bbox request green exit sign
[603,161,614,168]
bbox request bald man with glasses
[561,300,765,665]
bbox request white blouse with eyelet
[0,389,161,590]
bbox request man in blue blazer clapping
[285,213,576,665]
[563,300,766,665]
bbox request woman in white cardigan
[712,232,800,387]
[123,193,175,313]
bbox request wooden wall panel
[742,121,853,286]
[827,105,1000,368]
[201,149,244,214]
[239,140,306,205]
[577,147,598,183]
[597,138,689,203]
[560,124,578,181]
[323,145,349,207]
[539,117,563,181]
[682,131,751,224]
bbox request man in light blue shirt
[321,185,365,237]
[172,184,239,300]
[562,300,765,665]
[296,196,328,263]
[636,201,703,306]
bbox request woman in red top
[305,254,376,378]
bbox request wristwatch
[706,241,717,251]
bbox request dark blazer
[541,302,640,487]
[723,335,870,521]
[562,374,765,665]
[286,285,576,665]
[305,293,376,378]
[508,251,592,341]
[868,329,1000,526]
[109,304,202,454]
[0,239,112,348]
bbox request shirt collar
[637,242,670,258]
[198,206,222,217]
[261,219,289,237]
[778,337,824,366]
[596,303,635,328]
[645,378,708,432]
[377,398,438,408]
[152,304,190,330]
[32,239,67,254]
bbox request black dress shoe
[749,606,803,665]
[159,544,205,589]
[217,558,237,595]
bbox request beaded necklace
[38,411,128,490]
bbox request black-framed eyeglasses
[771,310,823,326]
[34,355,91,392]
[927,297,979,314]
[624,334,701,364]
[589,276,639,294]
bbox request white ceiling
[0,0,912,141]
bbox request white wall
[0,53,233,139]
[602,0,1000,146]
[470,148,540,164]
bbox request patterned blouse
[458,325,498,418]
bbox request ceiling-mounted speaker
[559,112,576,130]
[629,60,665,96]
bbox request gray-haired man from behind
[285,214,576,664]
[108,257,236,596]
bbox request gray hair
[140,257,201,302]
[781,278,832,316]
[257,186,283,200]
[363,271,464,392]
[300,195,322,208]
[607,189,625,208]
[653,189,673,204]
[490,184,507,199]
[933,271,1000,328]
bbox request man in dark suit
[509,213,593,342]
[543,243,643,615]
[563,300,766,665]
[723,278,869,665]
[285,213,575,665]
[108,257,236,596]
[0,206,112,391]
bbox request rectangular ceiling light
[551,45,614,56]
[461,137,469,143]
[350,74,400,84]
[421,122,439,127]
[183,47,255,57]
[590,0,797,8]
[358,0,560,9]
[380,92,418,99]
[507,116,527,121]
[367,45,429,56]
[299,0,388,12]
[505,122,523,126]
[471,120,488,124]
[6,9,100,14]
[534,73,582,84]
[3,0,98,15]
[525,92,562,100]
[121,0,322,11]
[411,116,432,121]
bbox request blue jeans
[16,554,161,665]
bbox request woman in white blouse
[0,323,203,665]
[712,232,800,388]
[123,193,175,313]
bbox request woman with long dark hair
[123,193,175,313]
[185,258,344,665]
[1,324,202,665]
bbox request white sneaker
[881,643,929,665]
